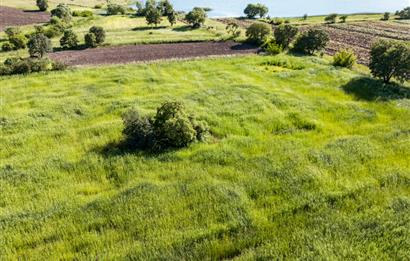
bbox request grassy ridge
[1,55,410,259]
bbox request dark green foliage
[293,29,329,55]
[303,14,308,20]
[0,57,57,76]
[60,30,79,49]
[333,49,356,68]
[107,4,127,15]
[167,11,177,26]
[44,25,65,38]
[145,6,162,26]
[397,7,410,19]
[84,33,97,48]
[263,41,282,55]
[245,23,272,44]
[382,12,390,21]
[324,13,337,23]
[123,102,209,151]
[369,39,410,83]
[1,42,14,52]
[94,4,103,9]
[89,26,106,44]
[36,0,48,11]
[158,0,174,16]
[244,3,269,19]
[72,10,94,17]
[185,7,207,28]
[28,33,52,58]
[226,22,241,38]
[339,15,348,23]
[51,4,72,23]
[3,27,27,50]
[274,24,298,49]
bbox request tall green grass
[1,54,409,259]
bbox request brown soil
[0,6,50,31]
[49,41,259,66]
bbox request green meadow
[1,54,409,259]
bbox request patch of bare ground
[0,6,50,31]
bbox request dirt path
[0,6,50,31]
[49,41,259,66]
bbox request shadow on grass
[132,26,167,31]
[94,140,177,158]
[53,44,89,52]
[342,77,410,101]
[172,25,196,32]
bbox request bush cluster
[28,33,52,58]
[397,7,410,19]
[244,3,269,19]
[36,0,48,11]
[339,15,348,23]
[60,30,79,49]
[324,13,337,24]
[293,29,329,55]
[51,4,72,23]
[107,4,127,15]
[85,26,106,48]
[72,10,94,17]
[122,102,209,151]
[274,24,298,49]
[0,57,65,76]
[226,22,241,39]
[369,39,410,83]
[263,41,282,55]
[246,23,272,44]
[333,49,356,68]
[1,27,27,52]
[185,7,207,28]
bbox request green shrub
[369,39,410,83]
[158,0,175,16]
[4,27,27,50]
[339,15,348,23]
[398,7,410,19]
[382,12,390,21]
[263,41,282,55]
[185,7,207,28]
[36,0,48,11]
[226,22,241,38]
[274,24,298,48]
[270,18,284,25]
[107,4,127,15]
[0,64,11,76]
[44,25,64,38]
[333,49,356,68]
[303,14,308,20]
[145,6,162,26]
[94,4,103,9]
[167,11,177,26]
[293,29,329,55]
[246,23,272,44]
[89,26,106,44]
[122,102,209,151]
[51,4,72,23]
[28,33,52,58]
[244,3,269,19]
[325,13,337,23]
[60,30,79,49]
[1,42,15,52]
[0,57,59,76]
[84,33,97,48]
[72,10,94,17]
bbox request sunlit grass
[1,54,409,259]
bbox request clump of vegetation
[72,10,94,17]
[225,22,241,39]
[36,0,48,11]
[244,3,269,19]
[145,4,162,27]
[324,13,337,24]
[84,26,106,48]
[107,4,127,15]
[1,27,27,52]
[185,7,207,28]
[397,7,410,19]
[60,30,79,49]
[51,4,72,23]
[122,101,209,151]
[28,33,52,58]
[274,24,298,49]
[303,14,308,20]
[293,29,329,55]
[0,57,64,76]
[382,12,390,21]
[263,41,282,55]
[43,17,68,38]
[369,39,410,83]
[333,49,356,69]
[246,23,272,44]
[94,4,103,9]
[339,15,348,23]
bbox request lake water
[133,0,409,17]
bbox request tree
[51,4,72,23]
[339,15,348,23]
[145,6,162,27]
[84,33,97,48]
[382,12,390,21]
[274,24,298,48]
[167,11,177,26]
[185,8,207,28]
[244,3,269,19]
[159,0,174,16]
[398,7,410,19]
[107,4,126,15]
[303,14,308,20]
[89,26,106,44]
[324,13,337,24]
[369,39,410,83]
[36,0,48,11]
[333,49,356,68]
[226,22,241,38]
[245,23,272,44]
[28,33,52,58]
[60,30,79,49]
[293,29,329,55]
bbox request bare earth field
[49,41,259,66]
[0,6,50,31]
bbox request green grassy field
[278,13,399,25]
[1,54,409,259]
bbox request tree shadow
[132,26,167,31]
[341,77,410,101]
[230,42,259,51]
[172,25,195,32]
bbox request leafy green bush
[324,13,337,23]
[107,4,127,15]
[28,33,52,58]
[246,23,272,44]
[244,3,269,19]
[382,12,390,21]
[60,30,79,49]
[333,49,356,68]
[51,4,72,23]
[293,29,329,55]
[158,0,174,16]
[0,57,58,76]
[185,7,207,28]
[369,39,410,83]
[274,24,298,48]
[339,15,348,23]
[72,10,94,17]
[44,25,64,38]
[269,18,284,26]
[226,22,241,38]
[3,27,27,50]
[84,33,97,48]
[122,102,209,151]
[263,41,282,55]
[167,11,177,26]
[398,7,410,19]
[89,26,106,44]
[36,0,48,11]
[1,42,15,52]
[145,5,162,26]
[94,4,103,9]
